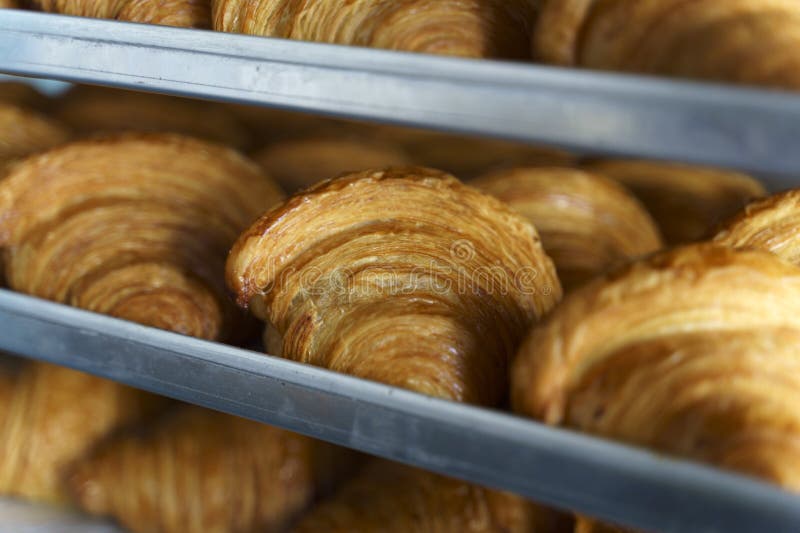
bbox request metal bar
[1,11,800,176]
[0,289,798,532]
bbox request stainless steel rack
[2,9,800,533]
[2,10,800,180]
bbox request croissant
[512,244,800,494]
[533,0,800,90]
[227,167,560,405]
[295,460,572,533]
[714,190,800,266]
[0,103,70,173]
[27,0,211,28]
[56,86,251,149]
[68,406,356,533]
[0,134,283,340]
[212,0,537,59]
[0,82,50,111]
[253,137,411,192]
[0,360,164,504]
[0,0,18,7]
[393,132,575,180]
[584,159,765,244]
[472,167,662,291]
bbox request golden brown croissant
[212,0,538,59]
[714,190,800,265]
[294,460,572,533]
[68,406,356,533]
[253,137,411,192]
[27,0,210,28]
[0,360,164,504]
[584,159,765,244]
[0,133,283,340]
[0,103,70,172]
[472,167,662,291]
[0,0,18,8]
[512,244,800,492]
[534,0,800,90]
[227,167,561,405]
[56,86,251,150]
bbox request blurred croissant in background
[534,0,800,90]
[254,137,411,192]
[584,160,765,244]
[0,82,50,111]
[26,0,211,28]
[295,460,572,533]
[228,167,560,405]
[57,86,252,150]
[472,167,662,291]
[0,103,70,174]
[212,0,538,59]
[0,360,164,504]
[69,406,357,533]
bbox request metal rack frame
[2,289,800,532]
[2,11,800,180]
[2,10,800,532]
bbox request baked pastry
[714,190,800,265]
[0,360,164,504]
[212,0,538,59]
[472,167,662,291]
[294,460,572,533]
[0,0,19,8]
[0,103,70,173]
[56,86,251,149]
[375,129,575,180]
[0,134,283,340]
[227,167,561,405]
[69,405,356,533]
[0,82,50,111]
[533,0,800,90]
[513,244,800,492]
[584,159,765,244]
[253,137,411,191]
[27,0,211,28]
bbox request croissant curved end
[714,189,800,264]
[512,243,800,423]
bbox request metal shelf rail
[1,10,800,179]
[3,9,800,532]
[1,289,800,533]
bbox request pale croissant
[0,360,164,504]
[472,167,662,291]
[57,86,251,149]
[534,0,800,90]
[513,244,800,492]
[228,167,561,405]
[69,406,356,533]
[294,460,572,533]
[585,159,765,244]
[27,0,211,27]
[212,0,538,59]
[253,137,411,192]
[0,134,283,340]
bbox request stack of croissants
[0,76,794,533]
[4,0,800,92]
